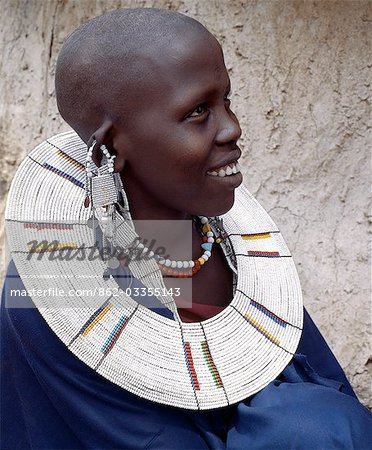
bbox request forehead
[159,33,228,95]
[112,32,229,112]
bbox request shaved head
[55,7,241,221]
[55,8,212,142]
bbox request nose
[215,107,242,145]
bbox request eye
[189,103,208,118]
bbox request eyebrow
[179,79,232,112]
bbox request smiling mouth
[206,161,241,177]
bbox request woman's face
[111,32,242,220]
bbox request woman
[2,8,371,449]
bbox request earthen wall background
[0,0,371,406]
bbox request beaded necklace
[133,216,225,278]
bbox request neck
[122,177,193,222]
[121,177,204,260]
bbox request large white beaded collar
[5,131,303,410]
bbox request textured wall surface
[0,0,371,407]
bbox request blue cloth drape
[1,260,371,449]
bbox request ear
[88,120,125,172]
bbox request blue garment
[1,260,371,449]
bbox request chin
[200,191,236,217]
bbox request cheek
[146,138,211,179]
[123,115,214,183]
[175,127,215,173]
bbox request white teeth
[207,161,241,177]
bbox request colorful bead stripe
[28,242,78,253]
[24,222,73,231]
[247,251,280,257]
[183,342,200,391]
[57,149,85,171]
[244,314,280,346]
[251,300,287,328]
[201,341,223,388]
[80,302,112,336]
[101,315,130,355]
[242,233,271,240]
[43,163,84,189]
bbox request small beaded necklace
[132,216,224,278]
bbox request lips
[206,147,242,177]
[206,160,241,177]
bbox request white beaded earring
[84,140,128,278]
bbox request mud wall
[0,0,370,406]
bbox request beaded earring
[84,140,131,278]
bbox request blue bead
[201,243,212,251]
